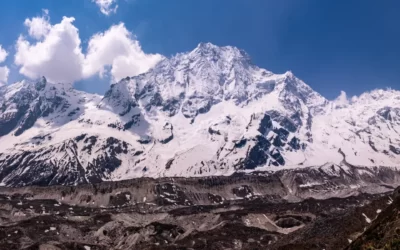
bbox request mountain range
[0,42,399,187]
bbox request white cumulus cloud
[84,23,164,82]
[333,90,350,109]
[24,9,51,40]
[15,15,85,83]
[0,45,9,86]
[0,45,8,63]
[0,66,9,86]
[93,0,118,16]
[14,11,163,84]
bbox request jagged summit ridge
[103,42,327,121]
[0,43,399,187]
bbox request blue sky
[0,0,399,99]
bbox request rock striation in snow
[0,42,399,187]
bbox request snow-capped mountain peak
[190,42,252,63]
[0,43,399,187]
[102,43,327,122]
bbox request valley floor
[0,174,397,250]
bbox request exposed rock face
[0,78,84,138]
[0,136,140,187]
[347,187,400,250]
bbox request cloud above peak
[24,9,51,40]
[15,15,84,83]
[0,45,9,86]
[0,67,10,86]
[333,90,350,108]
[0,45,8,63]
[84,23,164,81]
[93,0,118,16]
[14,11,163,84]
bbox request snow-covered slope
[0,43,399,187]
